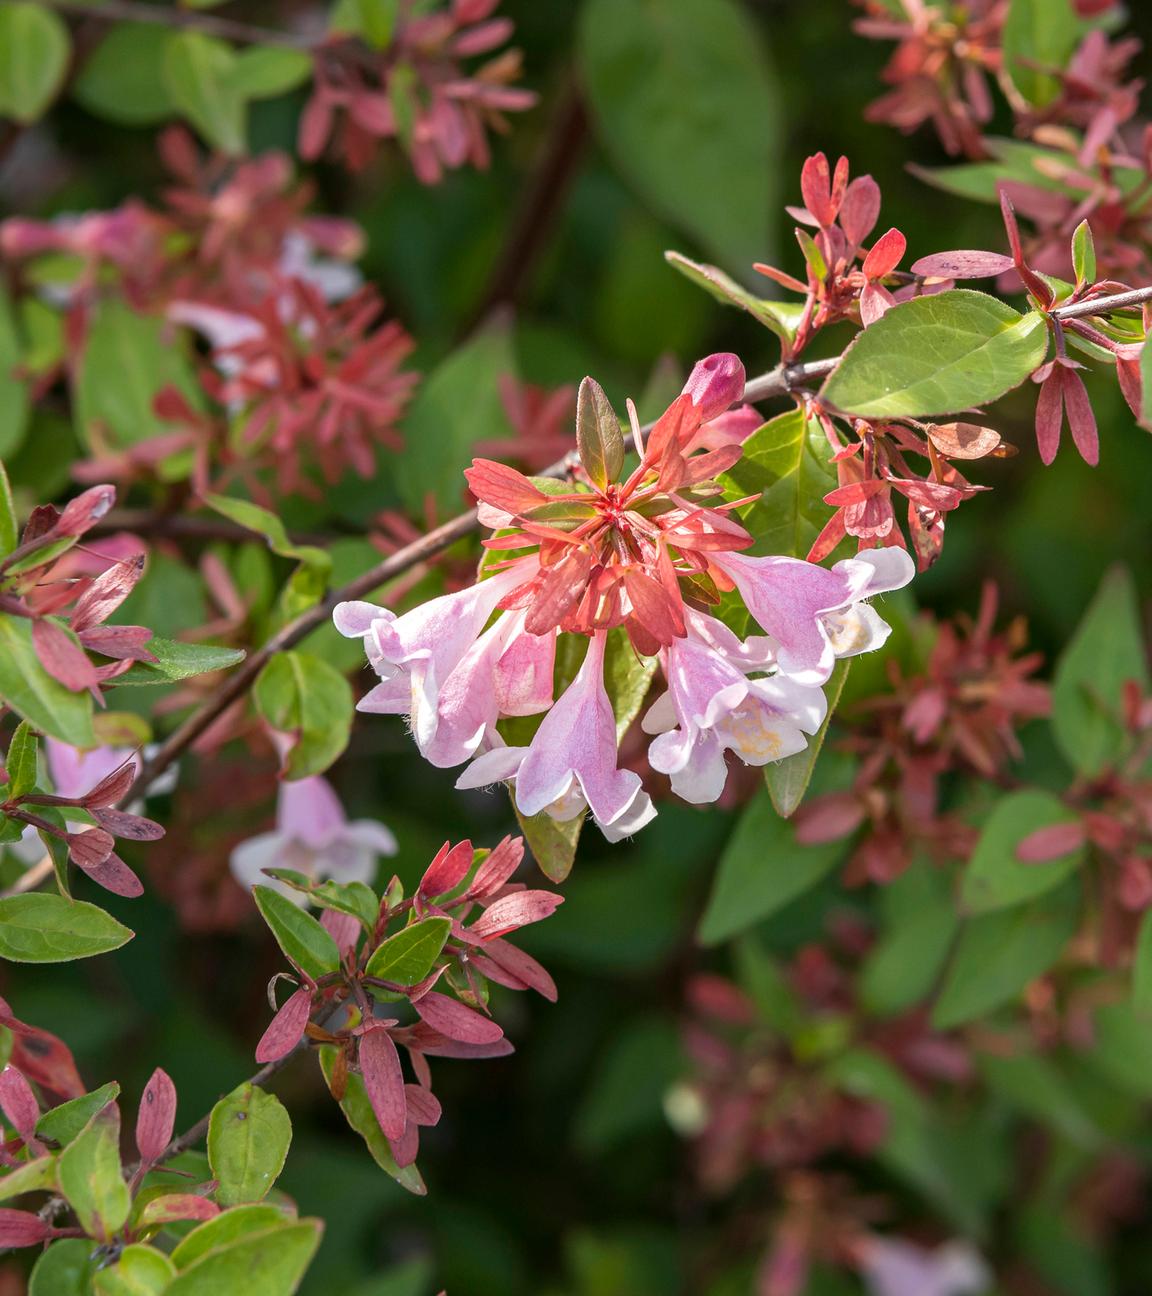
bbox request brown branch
[93,509,331,547]
[36,0,320,51]
[1051,284,1152,321]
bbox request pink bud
[136,1067,177,1164]
[681,353,746,422]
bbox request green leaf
[0,459,15,555]
[207,1082,292,1207]
[604,626,659,743]
[960,789,1085,913]
[0,284,30,458]
[1071,219,1096,287]
[167,1219,321,1296]
[1051,567,1148,777]
[665,251,802,345]
[318,1046,426,1195]
[515,807,583,887]
[329,0,399,47]
[977,1050,1100,1148]
[73,23,175,124]
[932,881,1080,1030]
[5,720,37,798]
[228,46,312,100]
[574,1016,684,1154]
[94,1244,177,1296]
[1133,909,1152,1016]
[720,406,836,560]
[364,916,451,986]
[0,617,95,745]
[74,299,201,451]
[820,290,1049,418]
[253,886,341,980]
[57,1106,131,1242]
[579,0,779,269]
[0,894,132,962]
[266,874,378,929]
[0,2,70,123]
[110,637,246,687]
[252,651,353,779]
[37,1082,121,1146]
[1140,338,1152,430]
[395,323,516,516]
[30,1239,99,1296]
[163,31,246,154]
[203,496,329,574]
[1002,0,1083,107]
[860,866,959,1017]
[575,377,624,490]
[698,783,848,945]
[764,660,848,816]
[1086,1001,1152,1098]
[0,1153,58,1200]
[170,1204,288,1268]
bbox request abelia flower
[455,631,656,842]
[230,774,397,900]
[860,1237,990,1296]
[642,609,827,804]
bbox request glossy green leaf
[720,406,837,560]
[579,0,778,268]
[1051,567,1148,777]
[318,1046,426,1195]
[74,299,201,451]
[37,1082,121,1147]
[57,1106,131,1241]
[228,46,312,99]
[821,291,1049,418]
[0,284,30,458]
[170,1204,289,1268]
[253,885,341,980]
[93,1244,177,1296]
[0,617,95,745]
[29,1238,99,1296]
[266,874,378,929]
[5,720,37,799]
[1071,219,1096,287]
[0,2,70,123]
[698,783,848,945]
[0,894,132,962]
[167,1218,321,1296]
[73,23,175,124]
[765,660,848,816]
[364,916,451,985]
[110,637,246,687]
[207,1082,292,1207]
[1002,0,1083,107]
[665,251,802,344]
[0,1153,57,1200]
[932,881,1080,1030]
[253,651,353,779]
[960,789,1085,913]
[163,31,246,154]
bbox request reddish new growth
[254,835,561,1183]
[466,355,759,657]
[301,0,536,179]
[794,585,1049,885]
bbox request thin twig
[1051,285,1152,321]
[37,0,321,51]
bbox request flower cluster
[246,834,559,1184]
[336,354,914,841]
[794,584,1049,885]
[301,0,536,179]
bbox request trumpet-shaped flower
[643,610,827,803]
[456,632,655,841]
[230,774,396,899]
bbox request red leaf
[136,1068,177,1164]
[800,152,833,226]
[255,987,312,1064]
[474,937,557,1002]
[419,839,474,897]
[1016,821,1087,863]
[621,567,685,647]
[469,890,563,941]
[320,907,361,956]
[1061,368,1099,466]
[396,1021,514,1060]
[32,619,100,692]
[793,793,867,845]
[413,992,504,1044]
[1034,369,1064,466]
[388,1120,420,1168]
[839,175,881,246]
[464,459,551,515]
[90,806,164,842]
[67,828,115,872]
[358,1026,407,1142]
[926,421,1002,460]
[70,555,145,632]
[911,250,1014,279]
[137,1193,220,1225]
[76,848,144,898]
[81,760,138,809]
[76,624,156,662]
[55,485,115,538]
[0,1066,40,1144]
[467,835,525,898]
[862,227,906,279]
[403,1083,441,1127]
[0,1209,52,1248]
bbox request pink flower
[333,561,538,766]
[642,610,827,803]
[230,775,396,900]
[710,545,914,685]
[860,1237,989,1296]
[455,632,656,841]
